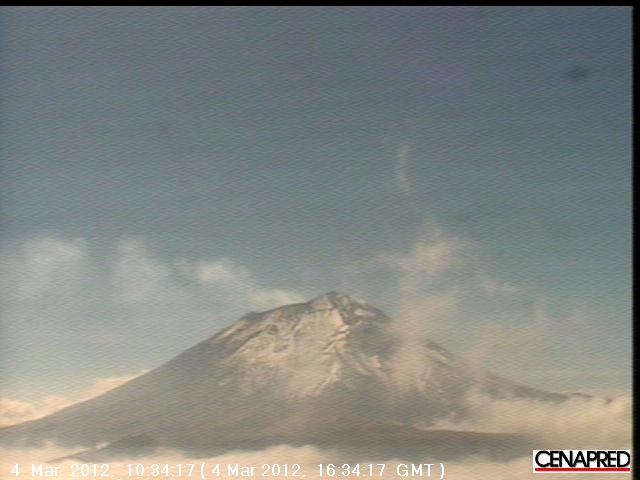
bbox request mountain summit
[1,292,565,460]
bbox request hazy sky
[0,7,631,400]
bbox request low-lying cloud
[0,372,145,427]
[435,391,631,447]
[0,390,632,480]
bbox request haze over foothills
[0,8,631,473]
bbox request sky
[0,7,631,402]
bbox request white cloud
[434,391,631,448]
[0,237,89,300]
[378,223,465,287]
[249,288,303,310]
[112,238,173,303]
[377,223,468,342]
[0,399,36,428]
[183,257,304,310]
[0,236,303,312]
[191,259,252,286]
[0,398,632,480]
[0,372,145,427]
[394,143,412,194]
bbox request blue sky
[0,7,631,400]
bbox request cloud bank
[0,389,631,480]
[1,236,302,311]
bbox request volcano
[0,292,567,461]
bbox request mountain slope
[0,292,566,458]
